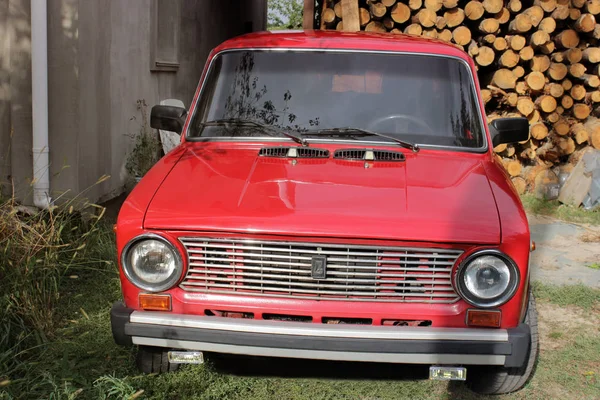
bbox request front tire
[136,346,179,374]
[467,293,539,395]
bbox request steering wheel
[366,114,433,135]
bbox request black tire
[466,293,539,395]
[136,346,179,374]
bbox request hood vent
[258,147,289,157]
[334,149,405,162]
[259,147,330,158]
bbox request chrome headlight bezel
[121,233,184,293]
[454,249,520,308]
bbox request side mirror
[150,105,187,134]
[488,117,529,147]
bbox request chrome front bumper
[111,303,530,367]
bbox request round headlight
[455,251,519,308]
[122,234,183,292]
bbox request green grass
[520,194,600,225]
[587,263,600,270]
[548,331,563,340]
[531,334,600,399]
[532,282,600,310]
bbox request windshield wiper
[304,127,419,153]
[202,118,308,146]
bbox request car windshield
[189,50,485,149]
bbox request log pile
[317,0,600,194]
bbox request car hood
[144,145,500,244]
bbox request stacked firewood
[318,0,600,194]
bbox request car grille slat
[189,254,455,266]
[189,256,310,268]
[182,276,455,291]
[182,282,455,296]
[186,269,451,285]
[188,264,312,275]
[188,266,450,280]
[192,249,456,264]
[189,260,453,274]
[186,249,458,262]
[181,289,459,303]
[180,239,461,256]
[180,238,462,303]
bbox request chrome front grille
[179,238,462,303]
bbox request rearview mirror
[150,105,187,134]
[488,117,529,147]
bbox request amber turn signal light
[466,309,501,328]
[139,293,171,311]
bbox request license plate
[429,366,467,381]
[168,351,204,364]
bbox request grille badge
[311,255,327,280]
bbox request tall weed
[0,183,112,383]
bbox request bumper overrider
[111,302,530,368]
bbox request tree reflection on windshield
[449,67,481,147]
[221,52,320,134]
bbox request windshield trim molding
[186,137,488,154]
[184,47,489,154]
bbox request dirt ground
[528,214,600,288]
[537,301,600,352]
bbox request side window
[150,0,181,72]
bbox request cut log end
[511,177,527,194]
[573,103,591,119]
[536,94,558,112]
[504,159,523,177]
[530,121,549,139]
[465,1,485,20]
[554,29,580,48]
[391,3,410,24]
[492,69,518,89]
[417,8,437,27]
[452,26,472,45]
[526,71,546,91]
[475,46,495,66]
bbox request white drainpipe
[30,0,52,209]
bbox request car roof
[212,30,471,61]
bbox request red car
[111,30,537,395]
